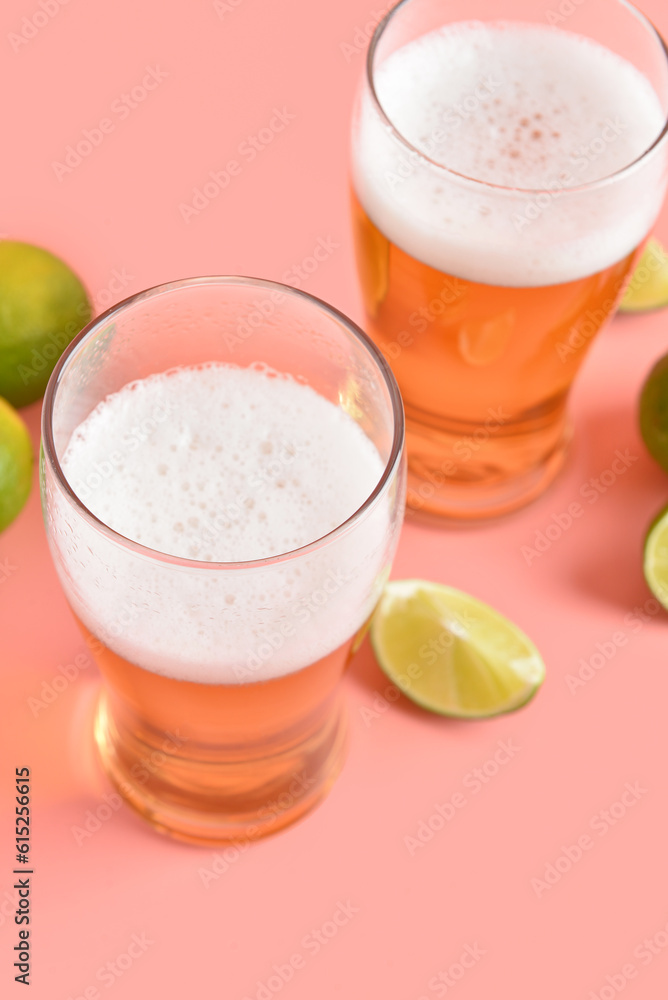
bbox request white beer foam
[62,364,383,561]
[52,364,393,684]
[352,22,667,286]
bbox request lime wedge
[370,579,545,718]
[619,239,668,313]
[643,506,668,609]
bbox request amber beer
[41,277,405,845]
[352,193,639,516]
[352,3,668,518]
[84,622,354,841]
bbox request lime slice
[0,396,33,532]
[370,579,545,718]
[643,506,668,609]
[619,239,668,313]
[639,352,668,473]
[0,240,91,407]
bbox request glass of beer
[41,277,405,845]
[351,0,668,519]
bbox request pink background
[2,0,668,996]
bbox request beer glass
[351,0,668,519]
[41,277,405,845]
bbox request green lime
[370,579,545,718]
[639,352,668,473]
[0,396,33,532]
[643,505,668,609]
[0,241,91,407]
[619,239,668,313]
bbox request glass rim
[41,274,406,572]
[366,0,668,196]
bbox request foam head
[49,364,396,684]
[352,22,667,286]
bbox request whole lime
[0,241,91,407]
[0,396,33,532]
[639,352,668,473]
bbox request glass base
[93,692,347,846]
[405,414,572,521]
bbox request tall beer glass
[41,277,405,845]
[351,0,668,519]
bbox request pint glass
[351,0,668,519]
[41,277,405,844]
